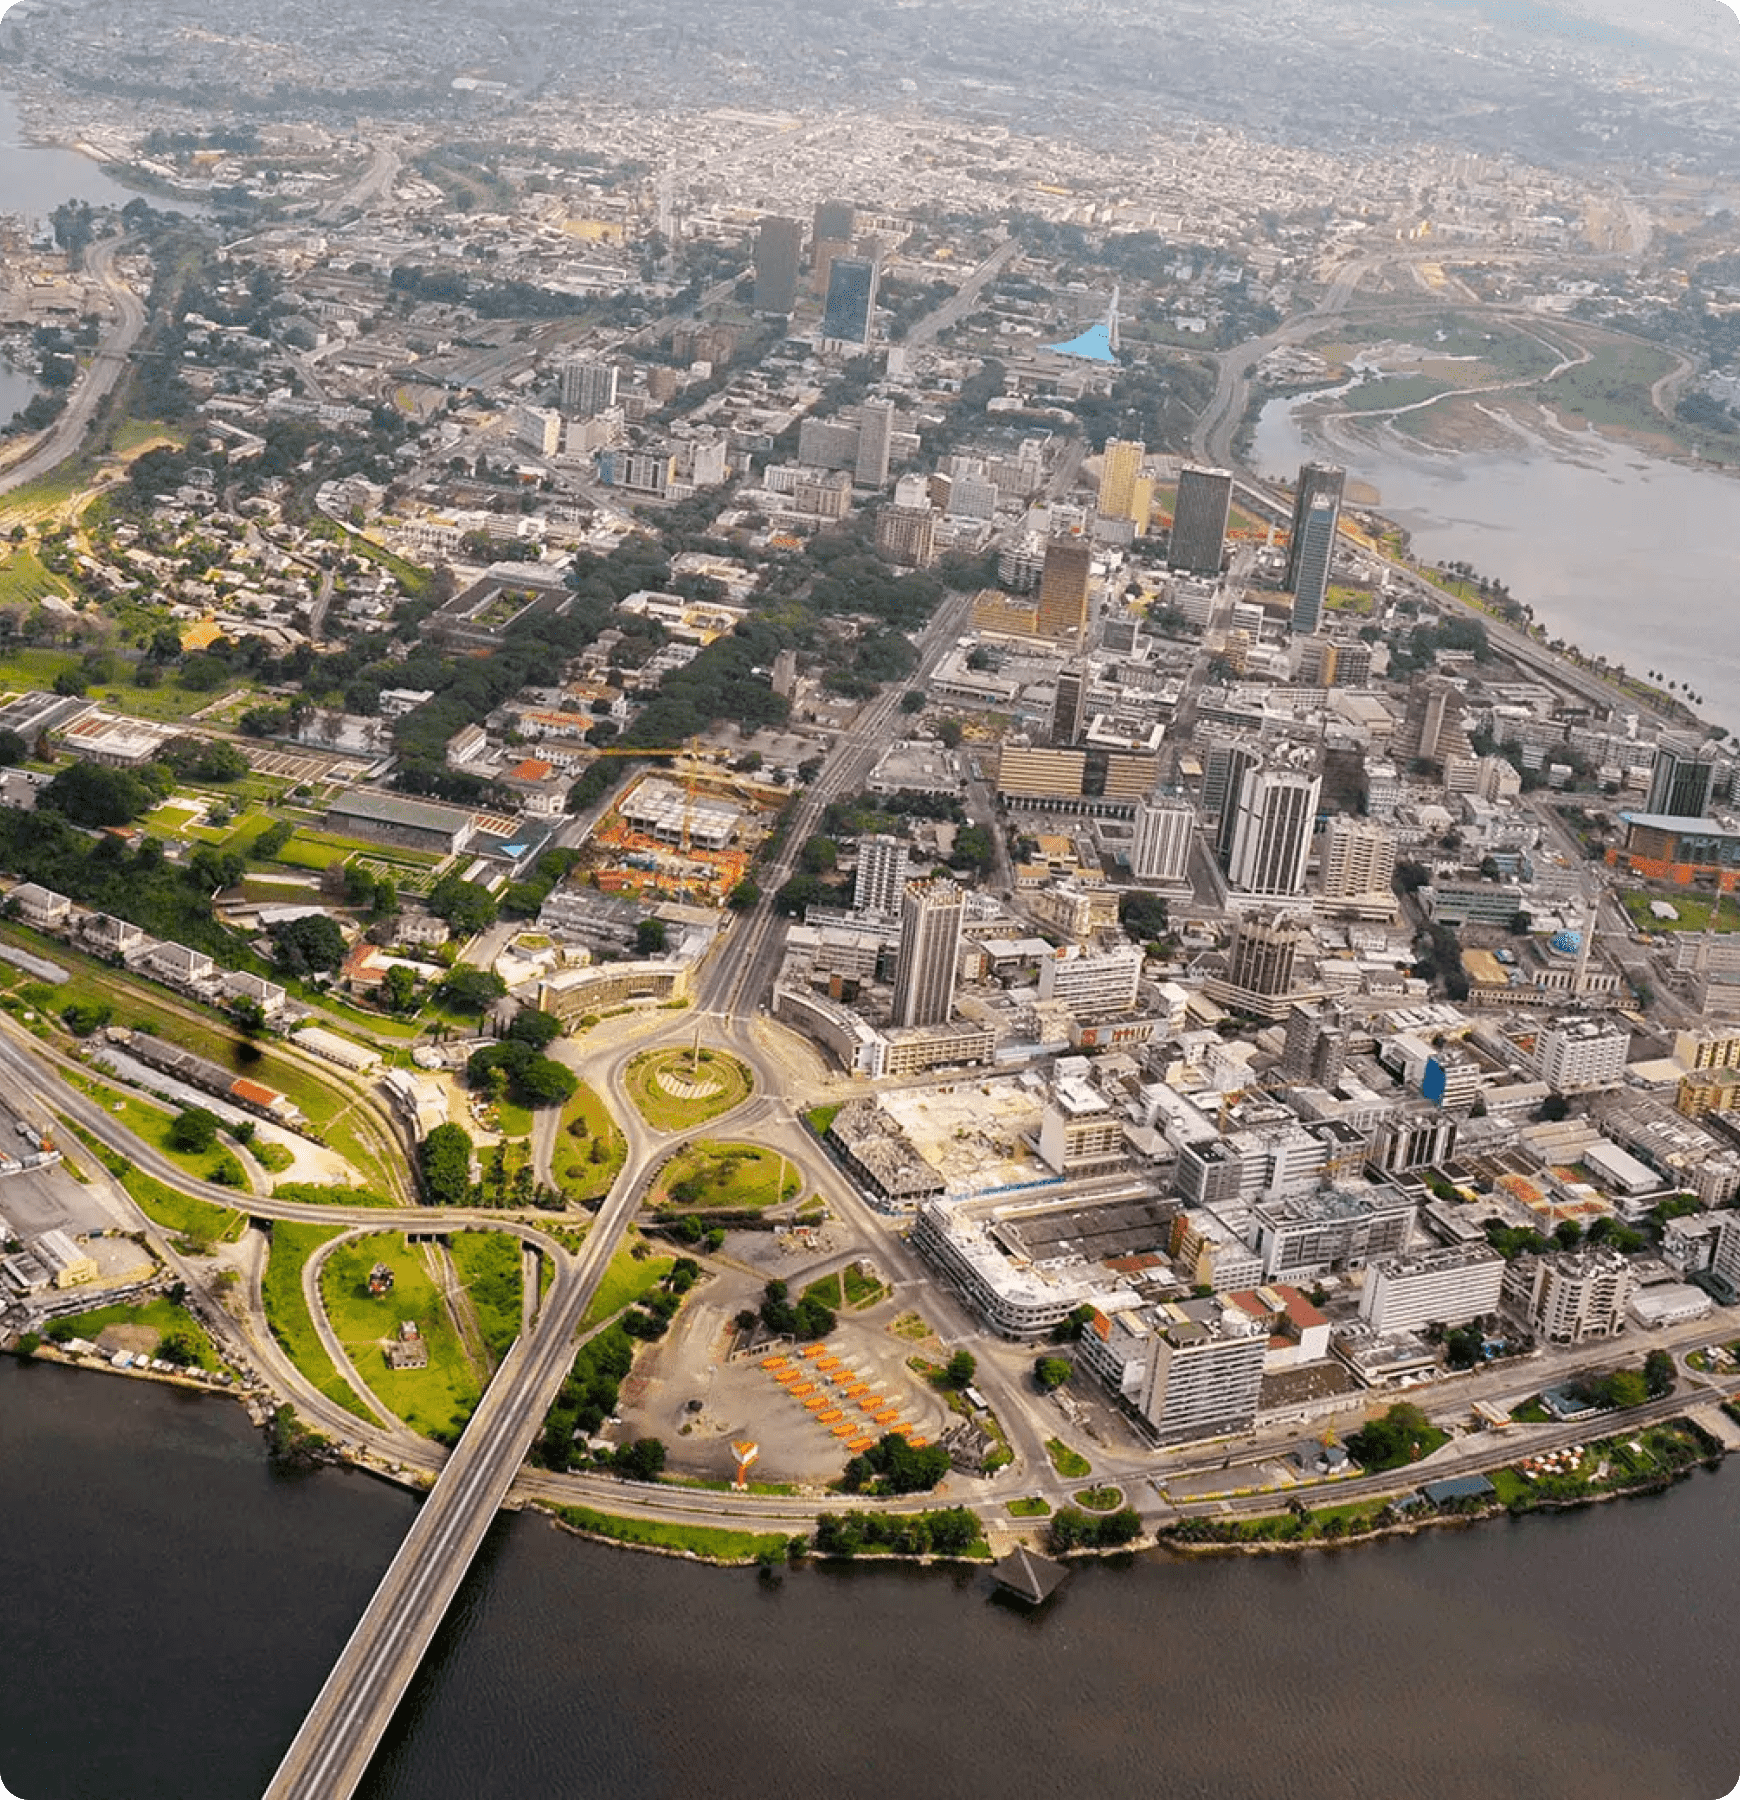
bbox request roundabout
[624,1045,754,1131]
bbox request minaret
[1574,895,1597,997]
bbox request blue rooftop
[1044,320,1118,364]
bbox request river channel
[2,1359,1736,1800]
[1253,392,1740,729]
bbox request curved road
[0,234,144,498]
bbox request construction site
[582,761,788,909]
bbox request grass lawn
[1510,1398,1553,1425]
[806,1103,843,1137]
[1046,1437,1093,1480]
[62,1120,245,1247]
[552,1081,626,1204]
[654,1140,797,1214]
[493,1099,535,1140]
[581,1240,675,1330]
[448,1229,524,1364]
[549,1503,792,1564]
[321,1234,484,1443]
[1075,1486,1124,1512]
[842,1263,887,1307]
[1341,374,1452,413]
[803,1272,844,1308]
[1007,1496,1052,1519]
[1621,890,1739,935]
[55,1296,220,1370]
[625,1047,752,1132]
[1542,340,1677,438]
[261,1221,375,1422]
[0,547,71,606]
[60,1069,248,1187]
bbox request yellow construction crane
[584,736,714,854]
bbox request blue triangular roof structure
[1045,287,1120,364]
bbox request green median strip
[547,1503,793,1564]
[260,1221,375,1423]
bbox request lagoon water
[3,1359,1738,1800]
[1253,394,1740,728]
[0,88,138,217]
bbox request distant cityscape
[3,0,1740,1789]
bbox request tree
[383,964,418,1013]
[1034,1355,1073,1392]
[0,728,26,766]
[1346,1403,1439,1473]
[899,690,926,714]
[1644,1349,1676,1399]
[613,1437,667,1482]
[428,871,499,935]
[439,966,507,1014]
[727,878,760,911]
[635,917,668,956]
[168,1107,220,1153]
[419,1122,474,1205]
[841,1432,951,1495]
[40,759,170,827]
[271,913,346,977]
[1119,891,1170,942]
[799,835,838,874]
[507,1007,563,1049]
[944,1349,977,1389]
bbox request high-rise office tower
[892,879,964,1028]
[1227,910,1310,1000]
[814,199,856,243]
[1209,740,1264,865]
[752,215,804,315]
[1227,768,1322,897]
[1051,662,1089,746]
[1646,732,1721,818]
[1405,677,1459,766]
[560,358,618,419]
[853,834,910,917]
[1097,437,1145,524]
[1289,492,1340,637]
[1282,1002,1350,1086]
[821,257,879,347]
[1170,465,1234,577]
[1132,798,1194,883]
[1037,536,1093,644]
[1321,816,1398,900]
[875,503,936,569]
[1286,463,1346,591]
[855,398,895,488]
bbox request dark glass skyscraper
[1289,492,1340,636]
[1285,463,1346,589]
[821,257,878,347]
[1170,465,1233,577]
[752,215,804,315]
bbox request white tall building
[891,879,963,1028]
[1712,1211,1740,1298]
[853,835,910,916]
[512,404,562,456]
[1360,1245,1505,1334]
[1228,769,1321,898]
[855,399,895,489]
[1519,1249,1632,1345]
[1535,1017,1630,1092]
[560,359,619,418]
[1132,798,1194,883]
[1138,1299,1269,1443]
[1037,945,1143,1016]
[1320,816,1397,901]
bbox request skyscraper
[1132,798,1194,883]
[892,879,963,1028]
[1036,536,1093,644]
[854,834,910,916]
[1208,740,1264,866]
[1051,662,1089,746]
[822,257,879,348]
[1646,732,1721,818]
[1170,465,1234,577]
[875,503,936,569]
[855,398,895,488]
[559,358,618,418]
[1097,437,1145,523]
[1321,816,1398,901]
[814,199,856,243]
[1227,768,1322,897]
[1286,463,1346,591]
[752,215,804,315]
[1289,492,1339,637]
[1227,910,1311,999]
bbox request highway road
[0,234,144,498]
[904,235,1021,349]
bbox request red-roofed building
[1227,1284,1332,1371]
